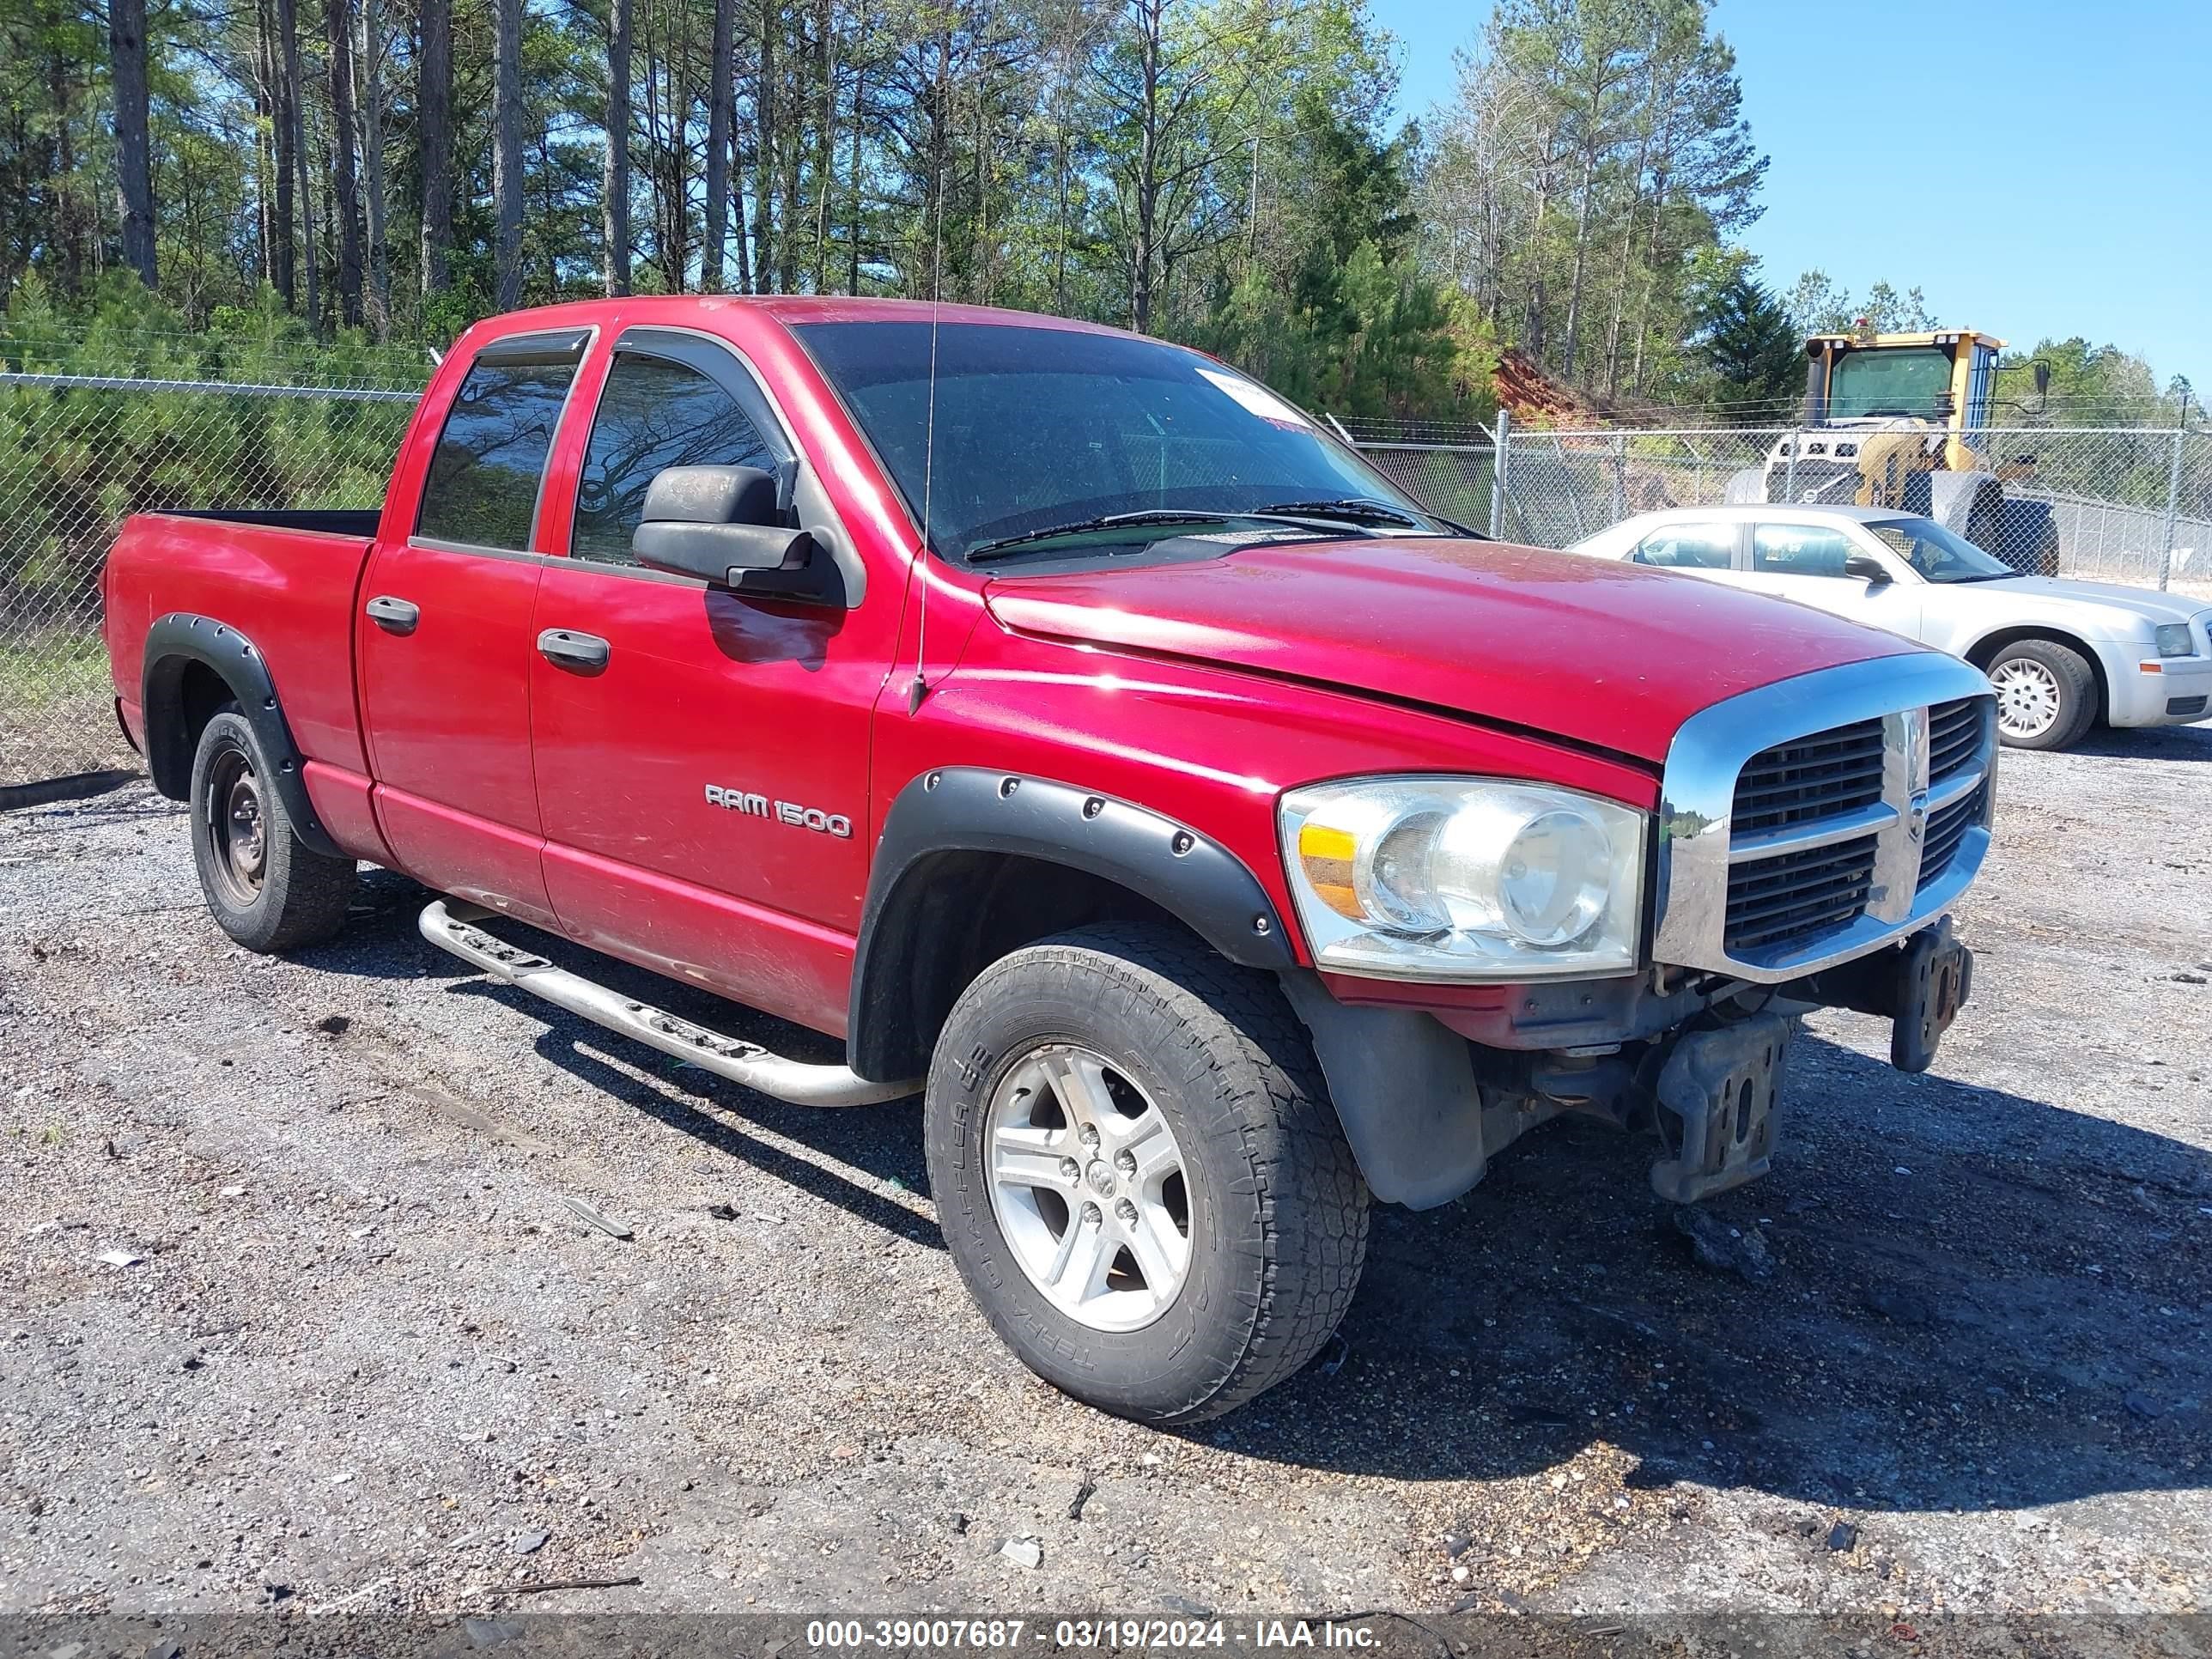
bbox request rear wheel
[188,708,356,951]
[1986,639,2098,751]
[924,922,1370,1424]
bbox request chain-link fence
[1356,420,2212,594]
[0,369,418,788]
[6,362,2211,792]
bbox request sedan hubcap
[983,1044,1193,1333]
[1990,659,2062,739]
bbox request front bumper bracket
[1649,1012,1797,1204]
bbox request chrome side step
[417,899,918,1108]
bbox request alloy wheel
[982,1043,1193,1333]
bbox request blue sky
[1367,0,2212,389]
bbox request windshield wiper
[1255,496,1486,538]
[1252,496,1423,526]
[966,508,1350,563]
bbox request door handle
[538,628,611,672]
[365,594,420,634]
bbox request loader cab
[1802,325,2005,471]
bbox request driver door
[1738,520,1922,640]
[526,326,882,1036]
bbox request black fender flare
[139,612,343,859]
[847,768,1295,1079]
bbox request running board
[417,899,917,1107]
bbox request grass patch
[0,630,111,710]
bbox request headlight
[2154,623,2195,658]
[1279,777,1646,981]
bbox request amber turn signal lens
[1296,821,1362,920]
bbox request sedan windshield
[794,319,1443,562]
[1864,516,2015,583]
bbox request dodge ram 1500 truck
[103,296,1995,1424]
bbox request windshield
[1829,347,1952,419]
[1865,516,2014,583]
[794,320,1438,562]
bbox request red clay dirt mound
[1491,349,1605,424]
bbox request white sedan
[1568,504,2212,750]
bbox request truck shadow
[306,866,936,1246]
[2068,722,2212,762]
[306,868,2210,1516]
[1206,1035,2212,1513]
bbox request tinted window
[1632,522,1735,568]
[416,358,577,550]
[794,321,1437,562]
[573,353,779,565]
[1753,522,1856,578]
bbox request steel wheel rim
[207,748,267,906]
[1990,659,2062,739]
[982,1042,1194,1333]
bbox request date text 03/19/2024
[803,1620,1386,1650]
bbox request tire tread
[927,921,1369,1424]
[189,708,356,951]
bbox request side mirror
[631,464,834,601]
[1844,550,1892,586]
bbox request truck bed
[161,507,385,538]
[104,509,380,781]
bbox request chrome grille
[1730,718,1885,834]
[1920,783,1985,884]
[1720,696,1994,965]
[1929,698,1984,786]
[1655,655,2000,983]
[1724,835,1878,955]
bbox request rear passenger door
[526,327,880,1036]
[1625,520,1743,584]
[358,328,589,927]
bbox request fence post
[1611,433,1626,521]
[1783,427,1801,504]
[2159,427,2185,591]
[1488,407,1510,539]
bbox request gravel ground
[2,726,2209,1638]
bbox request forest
[0,0,1796,419]
[0,0,2191,423]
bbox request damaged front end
[1287,910,1972,1212]
[1285,654,1993,1212]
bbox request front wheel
[924,923,1370,1425]
[1986,639,2098,751]
[189,708,357,951]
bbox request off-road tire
[188,708,356,951]
[925,922,1370,1425]
[1986,638,2099,752]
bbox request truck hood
[983,537,1923,766]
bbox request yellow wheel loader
[1724,324,2061,574]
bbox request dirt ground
[3,724,2209,1645]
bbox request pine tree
[1697,274,1800,416]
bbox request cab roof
[1803,329,2007,354]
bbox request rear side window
[1632,522,1735,569]
[416,357,579,550]
[572,353,778,565]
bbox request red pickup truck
[103,296,1995,1423]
